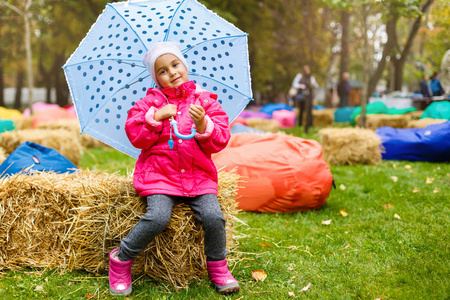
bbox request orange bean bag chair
[212,133,333,213]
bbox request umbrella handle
[170,119,196,140]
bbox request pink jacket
[125,81,230,197]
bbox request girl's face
[154,54,188,88]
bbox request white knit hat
[142,41,189,87]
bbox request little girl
[108,42,239,296]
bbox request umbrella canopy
[63,0,252,158]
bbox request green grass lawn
[1,126,448,299]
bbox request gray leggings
[117,194,227,262]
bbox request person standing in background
[337,72,350,107]
[291,65,318,133]
[420,74,432,98]
[430,71,445,96]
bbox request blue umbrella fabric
[63,0,252,158]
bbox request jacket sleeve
[125,97,162,150]
[195,96,230,155]
[292,73,302,89]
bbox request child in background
[108,42,239,296]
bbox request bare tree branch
[0,0,24,16]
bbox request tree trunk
[0,59,4,107]
[55,51,69,107]
[24,0,34,113]
[392,58,406,91]
[359,5,370,128]
[14,71,24,110]
[301,0,313,67]
[392,0,434,91]
[368,15,398,97]
[39,50,53,104]
[340,9,350,76]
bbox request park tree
[420,0,449,71]
[34,0,109,106]
[1,0,35,110]
[367,0,435,95]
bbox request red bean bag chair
[212,133,333,213]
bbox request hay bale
[35,120,108,148]
[355,114,409,130]
[312,109,335,127]
[246,118,279,132]
[319,127,382,165]
[0,146,6,165]
[0,129,82,166]
[406,110,424,120]
[11,117,33,130]
[407,118,447,128]
[0,170,240,289]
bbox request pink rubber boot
[109,248,133,296]
[206,259,240,294]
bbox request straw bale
[0,170,240,289]
[11,117,33,130]
[0,129,82,166]
[319,127,382,165]
[355,114,409,130]
[35,119,108,148]
[0,146,6,165]
[246,118,279,132]
[406,110,424,120]
[407,118,447,128]
[312,109,335,127]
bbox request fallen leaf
[252,270,267,282]
[433,187,439,194]
[340,243,350,250]
[426,177,433,184]
[404,165,411,169]
[321,219,332,225]
[87,294,96,299]
[288,291,295,297]
[383,203,394,209]
[340,209,348,217]
[301,282,311,292]
[394,214,401,219]
[390,176,398,182]
[413,187,419,193]
[259,243,271,248]
[34,285,44,292]
[339,184,346,190]
[287,267,294,271]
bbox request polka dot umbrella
[63,0,252,158]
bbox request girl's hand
[154,104,177,121]
[189,104,206,133]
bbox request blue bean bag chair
[334,107,355,123]
[376,121,450,162]
[259,103,294,116]
[0,142,78,178]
